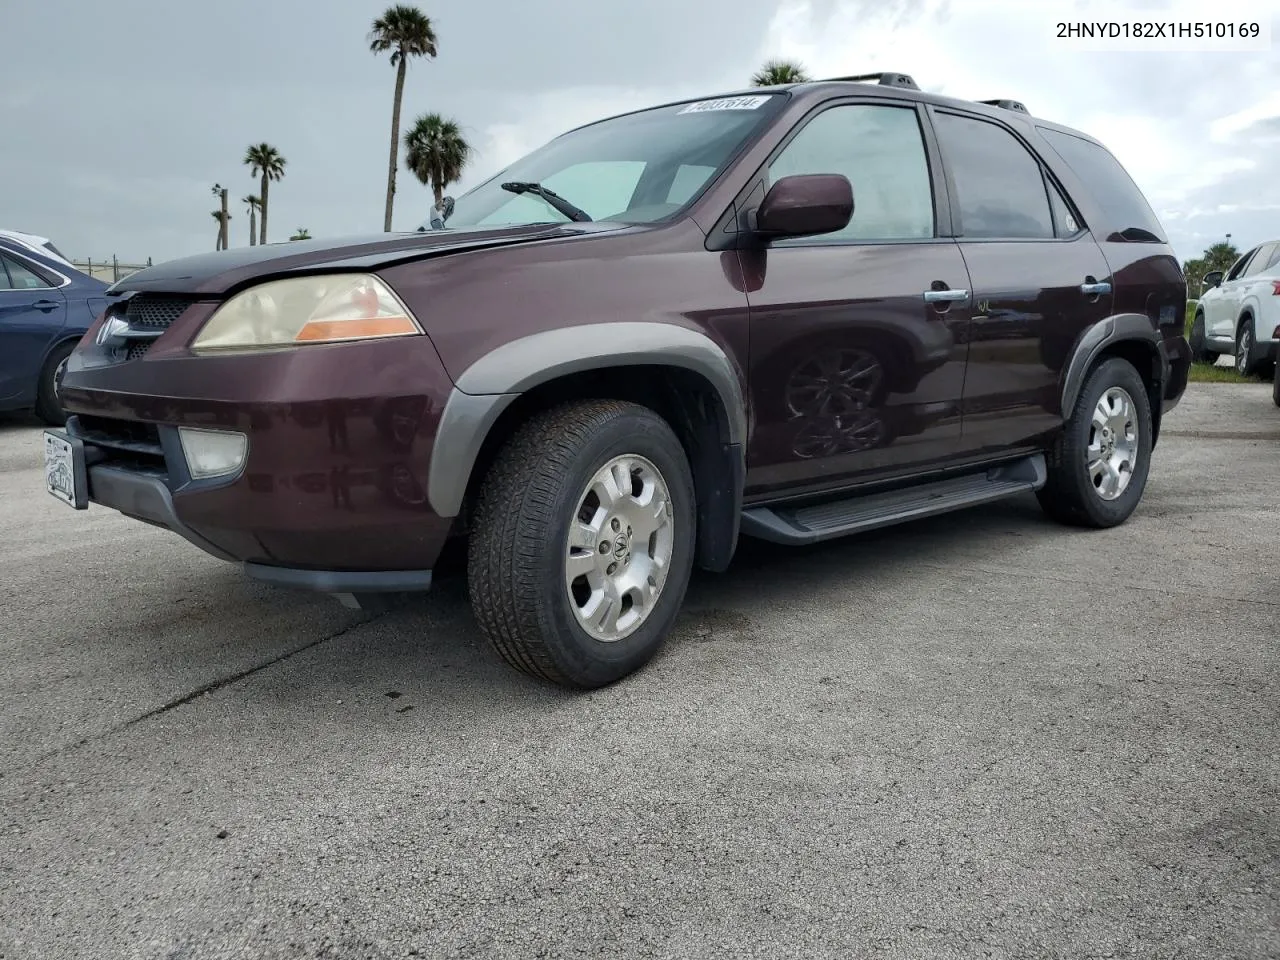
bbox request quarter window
[933,111,1054,239]
[0,254,53,290]
[767,104,935,242]
[1242,242,1277,277]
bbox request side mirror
[752,174,853,239]
[1201,270,1223,289]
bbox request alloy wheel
[1087,386,1139,501]
[564,454,674,642]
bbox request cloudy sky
[2,0,1277,265]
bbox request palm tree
[211,210,230,250]
[369,5,438,232]
[404,113,471,211]
[242,195,261,246]
[211,184,230,251]
[290,228,312,241]
[751,59,810,86]
[243,143,287,244]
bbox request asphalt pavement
[1,384,1277,960]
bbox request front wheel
[1236,321,1259,377]
[466,400,696,689]
[1189,312,1218,364]
[1037,357,1153,528]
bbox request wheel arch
[430,322,748,573]
[1060,313,1164,447]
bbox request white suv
[1190,240,1280,377]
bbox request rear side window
[1243,242,1277,277]
[931,112,1054,239]
[0,254,54,290]
[1036,127,1166,242]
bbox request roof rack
[979,99,1029,115]
[822,72,919,91]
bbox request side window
[0,254,53,291]
[932,112,1054,239]
[1037,127,1166,242]
[1047,178,1082,238]
[1226,249,1258,282]
[478,160,646,224]
[1266,244,1280,272]
[1242,243,1276,278]
[767,103,935,241]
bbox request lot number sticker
[678,96,771,114]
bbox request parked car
[0,229,75,269]
[48,73,1189,688]
[1190,240,1280,377]
[0,238,112,424]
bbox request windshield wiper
[500,181,592,222]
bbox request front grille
[125,341,151,362]
[124,295,196,329]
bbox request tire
[1273,360,1280,408]
[1236,319,1258,377]
[1037,356,1153,528]
[466,399,696,689]
[1189,311,1219,364]
[34,341,76,426]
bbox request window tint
[1243,242,1276,277]
[1036,127,1166,242]
[1047,178,1081,237]
[0,254,53,290]
[933,112,1053,239]
[767,103,934,241]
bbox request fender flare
[1060,313,1160,415]
[428,322,748,520]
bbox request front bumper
[59,329,458,595]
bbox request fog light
[178,427,248,479]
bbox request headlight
[191,274,421,353]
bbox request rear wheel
[34,341,75,426]
[1189,311,1218,364]
[466,400,695,689]
[1037,356,1153,528]
[1273,359,1280,408]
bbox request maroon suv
[46,73,1190,689]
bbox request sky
[2,0,1278,265]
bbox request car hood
[108,222,629,296]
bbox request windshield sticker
[677,96,771,114]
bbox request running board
[740,454,1047,546]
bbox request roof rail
[822,72,919,91]
[979,99,1029,115]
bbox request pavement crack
[21,613,385,772]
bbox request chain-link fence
[72,256,152,283]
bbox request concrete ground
[1,384,1277,960]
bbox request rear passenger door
[927,108,1114,453]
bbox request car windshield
[431,94,787,230]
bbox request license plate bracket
[44,429,89,510]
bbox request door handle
[1080,280,1111,296]
[923,288,969,303]
[31,299,61,311]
